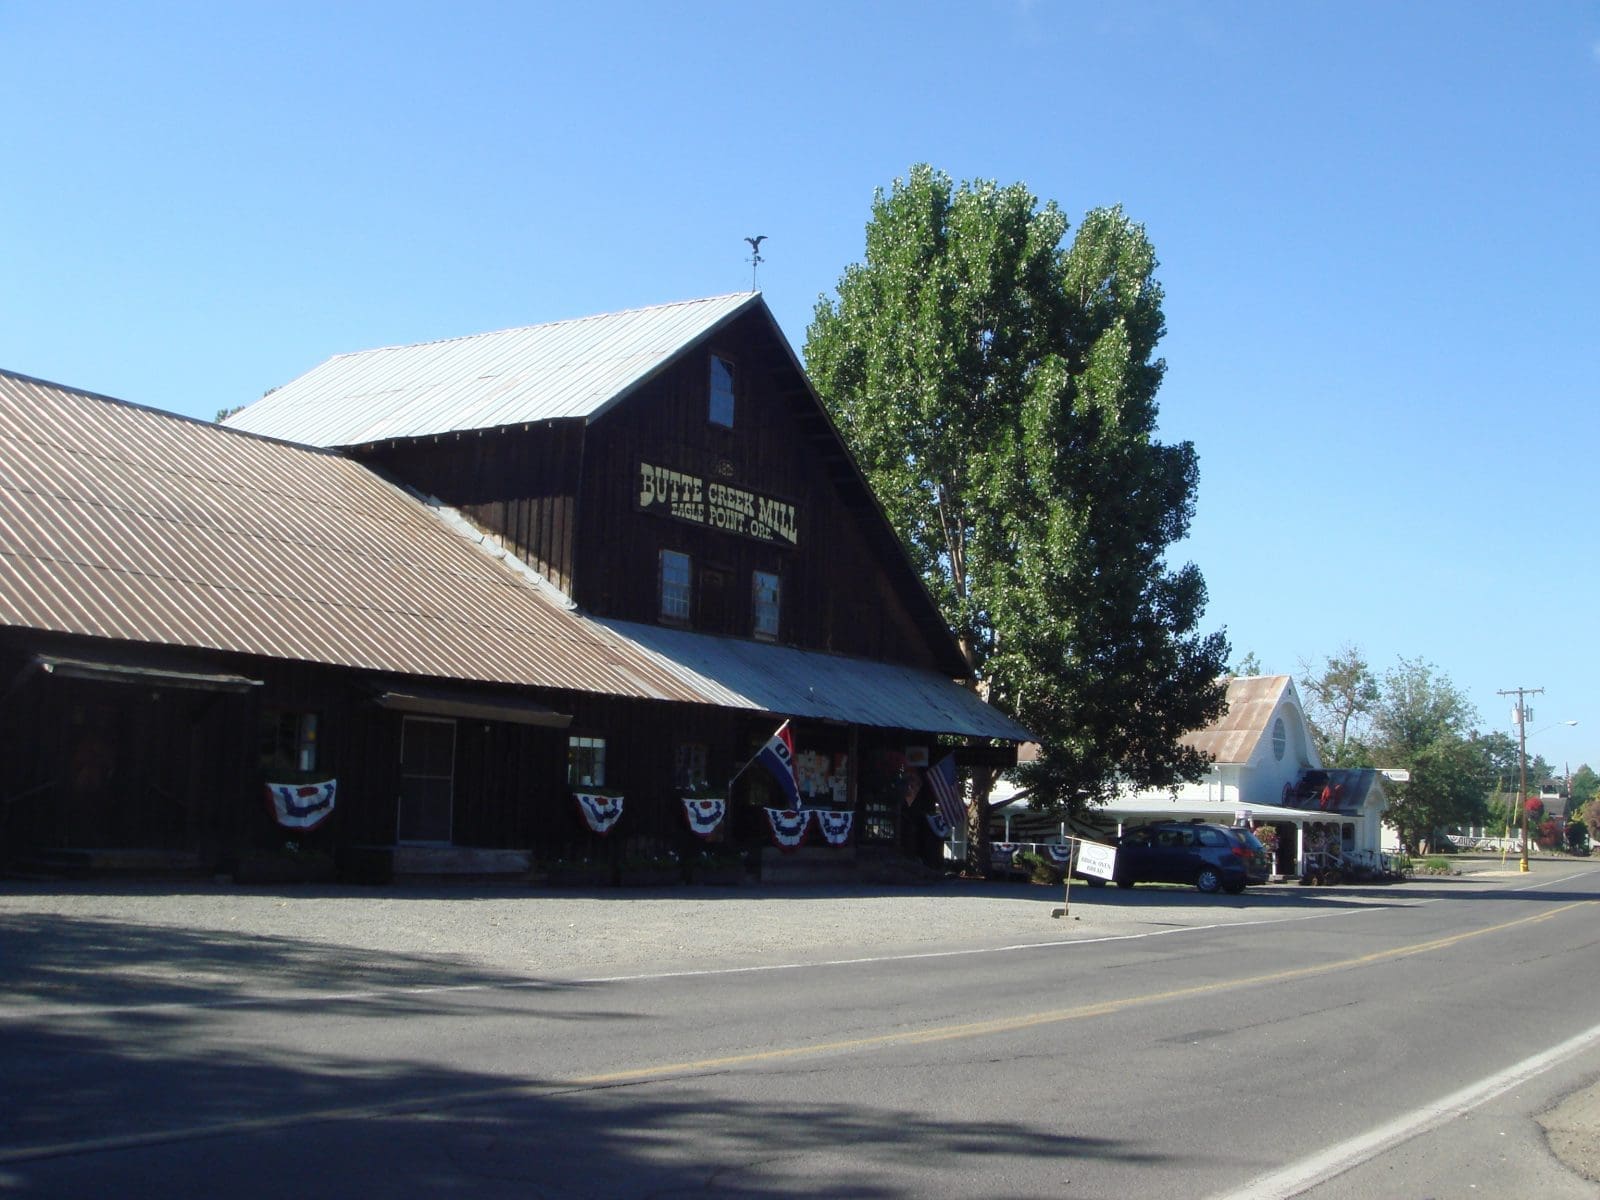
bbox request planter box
[542,866,615,888]
[235,852,336,884]
[618,868,681,888]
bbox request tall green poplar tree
[805,165,1229,846]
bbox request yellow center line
[3,899,1589,1166]
[570,900,1589,1085]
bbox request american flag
[928,754,965,832]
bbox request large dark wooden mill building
[0,293,1028,883]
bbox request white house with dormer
[1094,675,1391,876]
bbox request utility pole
[1498,686,1544,873]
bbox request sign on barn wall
[636,460,799,547]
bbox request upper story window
[709,355,735,428]
[1272,717,1287,761]
[659,549,692,622]
[752,570,780,640]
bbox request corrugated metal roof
[594,617,1034,742]
[0,369,1027,739]
[222,293,761,446]
[0,370,709,702]
[1180,674,1293,764]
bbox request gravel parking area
[0,856,1535,994]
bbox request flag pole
[728,719,789,788]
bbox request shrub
[1014,850,1062,885]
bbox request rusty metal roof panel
[222,293,761,447]
[592,617,1033,741]
[0,370,704,702]
[1180,674,1293,763]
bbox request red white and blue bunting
[814,809,854,846]
[682,797,727,839]
[1046,844,1074,866]
[764,807,810,851]
[575,792,624,835]
[264,780,336,831]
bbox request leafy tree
[1369,658,1487,851]
[1570,764,1599,807]
[1386,735,1494,851]
[1584,796,1600,845]
[805,165,1228,865]
[1298,645,1379,766]
[1231,651,1263,677]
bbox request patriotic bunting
[575,792,624,834]
[764,807,810,851]
[682,797,727,838]
[1046,844,1074,865]
[264,780,337,831]
[814,809,853,846]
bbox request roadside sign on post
[1076,841,1117,881]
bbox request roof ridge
[327,293,759,361]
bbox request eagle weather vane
[745,235,767,291]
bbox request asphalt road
[3,863,1599,1198]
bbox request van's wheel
[1196,866,1223,893]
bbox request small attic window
[1272,717,1287,761]
[709,355,735,427]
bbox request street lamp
[1517,717,1577,873]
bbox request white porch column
[1295,822,1307,876]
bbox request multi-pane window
[752,570,780,639]
[568,736,607,788]
[674,742,708,790]
[260,710,319,773]
[659,550,691,622]
[709,355,735,427]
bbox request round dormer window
[1272,717,1287,761]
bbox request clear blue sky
[4,2,1596,773]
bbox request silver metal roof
[594,617,1034,742]
[0,369,1028,740]
[222,293,762,447]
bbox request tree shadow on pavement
[0,916,1159,1199]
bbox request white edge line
[1214,1017,1600,1200]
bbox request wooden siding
[574,308,943,668]
[357,420,585,595]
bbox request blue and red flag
[755,721,802,809]
[928,754,965,832]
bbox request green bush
[1419,855,1453,875]
[1014,850,1062,885]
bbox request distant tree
[1231,651,1263,677]
[1298,645,1379,766]
[1570,764,1599,807]
[1370,658,1487,851]
[806,165,1229,868]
